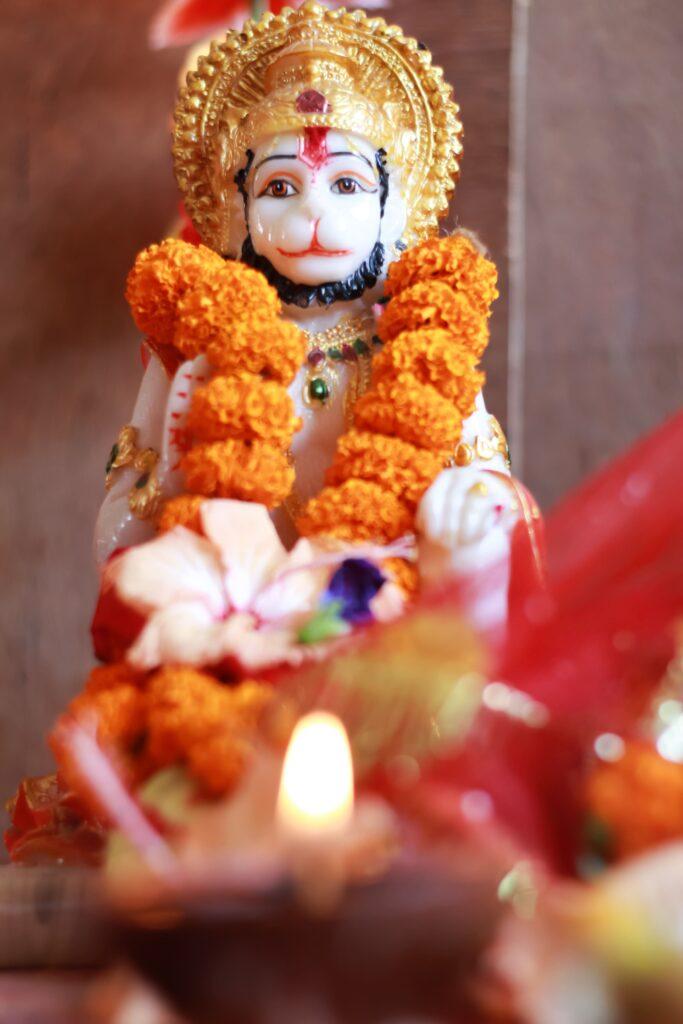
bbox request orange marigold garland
[378,281,490,359]
[157,493,205,534]
[298,480,413,544]
[145,668,273,796]
[385,233,499,318]
[325,430,446,509]
[125,239,225,347]
[173,264,282,361]
[182,439,294,507]
[187,372,301,446]
[585,740,683,860]
[371,328,484,410]
[297,233,498,558]
[354,372,464,452]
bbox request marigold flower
[145,668,273,794]
[585,740,683,859]
[182,440,294,507]
[83,662,145,695]
[186,731,252,797]
[187,372,302,446]
[157,494,206,534]
[385,234,499,318]
[354,372,463,452]
[372,328,485,412]
[145,666,235,767]
[125,239,225,346]
[174,266,282,361]
[61,685,147,750]
[326,430,446,508]
[379,281,490,359]
[298,480,413,543]
[383,557,419,597]
[204,317,306,386]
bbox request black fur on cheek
[237,236,386,308]
[375,148,389,216]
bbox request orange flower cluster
[125,238,306,516]
[51,662,274,799]
[297,233,497,565]
[585,739,683,860]
[187,373,301,446]
[326,430,446,510]
[385,232,499,318]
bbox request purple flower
[323,558,386,624]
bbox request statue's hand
[417,466,518,551]
[417,466,521,631]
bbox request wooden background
[1,0,681,805]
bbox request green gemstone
[105,443,119,475]
[352,337,370,356]
[328,347,343,361]
[309,377,330,402]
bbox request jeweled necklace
[302,314,381,409]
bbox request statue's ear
[380,174,407,248]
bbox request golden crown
[173,2,464,253]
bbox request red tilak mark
[183,373,193,381]
[176,391,188,398]
[196,376,207,383]
[171,412,181,420]
[299,126,330,171]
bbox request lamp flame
[277,712,354,836]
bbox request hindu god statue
[94,1,530,668]
[7,3,545,871]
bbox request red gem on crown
[295,90,330,114]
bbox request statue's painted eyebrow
[253,154,297,171]
[328,150,375,170]
[253,150,375,173]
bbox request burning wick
[276,712,396,913]
[277,711,354,838]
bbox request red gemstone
[296,90,329,114]
[307,348,325,366]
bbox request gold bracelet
[105,425,163,521]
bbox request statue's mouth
[276,244,352,258]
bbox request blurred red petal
[150,0,248,49]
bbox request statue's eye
[332,177,361,195]
[261,179,297,198]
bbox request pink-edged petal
[215,614,306,672]
[200,500,288,612]
[111,527,227,618]
[252,538,329,623]
[127,601,221,670]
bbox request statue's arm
[93,353,171,565]
[416,388,519,629]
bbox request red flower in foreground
[150,0,390,50]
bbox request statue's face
[246,129,386,286]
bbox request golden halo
[173,2,463,253]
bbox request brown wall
[1,0,681,800]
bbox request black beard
[238,235,386,309]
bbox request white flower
[108,500,329,673]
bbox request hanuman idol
[5,3,545,867]
[93,3,531,679]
